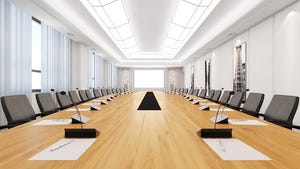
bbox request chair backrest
[107,89,113,95]
[93,89,102,98]
[188,88,193,95]
[78,90,89,101]
[101,89,108,96]
[264,95,299,125]
[228,92,244,109]
[211,90,222,102]
[193,89,199,96]
[1,95,36,125]
[198,89,207,98]
[56,92,73,109]
[112,88,117,94]
[69,90,81,104]
[206,90,215,99]
[219,91,233,105]
[85,89,95,100]
[242,93,264,115]
[184,88,189,94]
[36,93,59,116]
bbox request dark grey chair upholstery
[241,93,264,117]
[198,89,207,98]
[85,89,95,100]
[193,89,199,96]
[227,92,244,110]
[187,88,193,95]
[56,92,73,109]
[101,89,108,96]
[69,90,81,104]
[107,89,113,95]
[36,93,59,116]
[93,89,102,98]
[205,90,215,99]
[1,95,38,128]
[260,95,299,129]
[79,90,89,102]
[211,90,222,102]
[219,91,233,105]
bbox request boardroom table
[0,91,300,169]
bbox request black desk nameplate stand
[198,88,232,138]
[60,91,99,138]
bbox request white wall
[184,1,300,125]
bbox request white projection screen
[134,70,164,88]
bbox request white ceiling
[9,0,297,67]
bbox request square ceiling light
[162,0,220,58]
[81,0,138,56]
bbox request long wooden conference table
[1,91,300,169]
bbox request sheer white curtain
[0,0,32,125]
[95,54,104,88]
[41,23,71,92]
[111,65,118,88]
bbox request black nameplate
[64,128,99,138]
[197,128,232,138]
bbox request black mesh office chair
[78,90,89,102]
[36,93,59,116]
[101,89,108,96]
[211,90,222,102]
[205,90,215,100]
[1,95,39,129]
[219,91,233,105]
[93,89,102,98]
[227,92,244,110]
[259,95,299,129]
[85,89,95,100]
[193,89,199,96]
[56,92,73,109]
[241,93,264,117]
[198,89,207,98]
[68,90,82,104]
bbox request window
[32,17,42,92]
[134,70,164,88]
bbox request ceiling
[10,0,297,67]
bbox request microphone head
[76,88,79,90]
[50,89,55,92]
[60,91,66,95]
[221,88,224,90]
[245,89,250,91]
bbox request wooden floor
[1,91,300,169]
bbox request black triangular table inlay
[137,92,161,110]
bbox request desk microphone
[60,91,99,138]
[197,88,232,138]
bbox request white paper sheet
[32,119,72,126]
[29,138,96,160]
[203,138,271,160]
[206,103,218,106]
[228,119,267,126]
[82,103,100,106]
[65,108,91,112]
[210,108,235,112]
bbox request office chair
[240,93,264,117]
[101,89,108,96]
[85,89,95,100]
[68,90,82,104]
[193,89,199,96]
[205,90,215,100]
[259,95,299,129]
[198,89,207,98]
[211,90,222,102]
[78,90,89,102]
[219,90,233,105]
[56,92,73,109]
[36,93,59,117]
[93,89,102,98]
[1,95,39,129]
[227,92,244,110]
